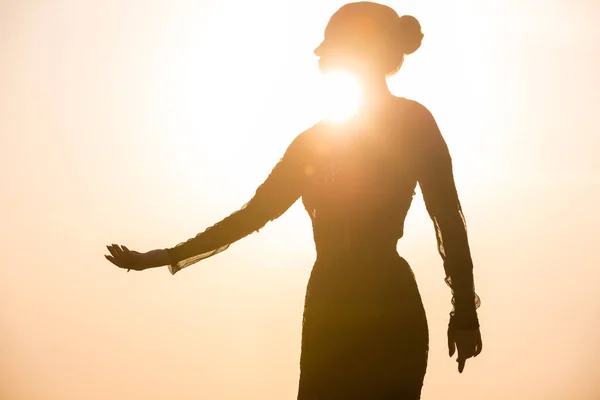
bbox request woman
[105,2,482,398]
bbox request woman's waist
[314,231,399,257]
[313,240,402,266]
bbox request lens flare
[319,71,362,123]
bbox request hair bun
[397,15,423,55]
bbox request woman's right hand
[105,245,169,271]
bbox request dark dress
[165,96,480,399]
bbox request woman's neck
[357,75,393,107]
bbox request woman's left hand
[105,244,166,271]
[448,327,482,373]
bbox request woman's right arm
[165,129,315,275]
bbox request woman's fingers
[105,254,119,267]
[451,329,482,373]
[111,244,126,259]
[456,346,466,373]
[105,250,125,268]
[447,328,456,357]
[456,346,474,373]
[457,356,466,373]
[474,333,483,357]
[106,245,133,269]
[107,245,121,261]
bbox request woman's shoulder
[290,121,322,145]
[392,96,434,118]
[291,119,346,145]
[281,121,326,158]
[389,96,443,155]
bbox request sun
[318,71,363,123]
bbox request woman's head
[315,2,423,77]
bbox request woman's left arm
[414,103,481,330]
[414,103,482,372]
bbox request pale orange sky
[1,0,599,399]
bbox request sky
[1,0,600,399]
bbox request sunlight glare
[319,71,362,123]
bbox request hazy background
[1,0,599,398]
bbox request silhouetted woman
[106,2,482,398]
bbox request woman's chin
[318,57,346,72]
[317,60,333,73]
[318,59,365,76]
[318,61,348,75]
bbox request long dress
[165,96,480,399]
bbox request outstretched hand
[105,244,168,271]
[448,327,482,373]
